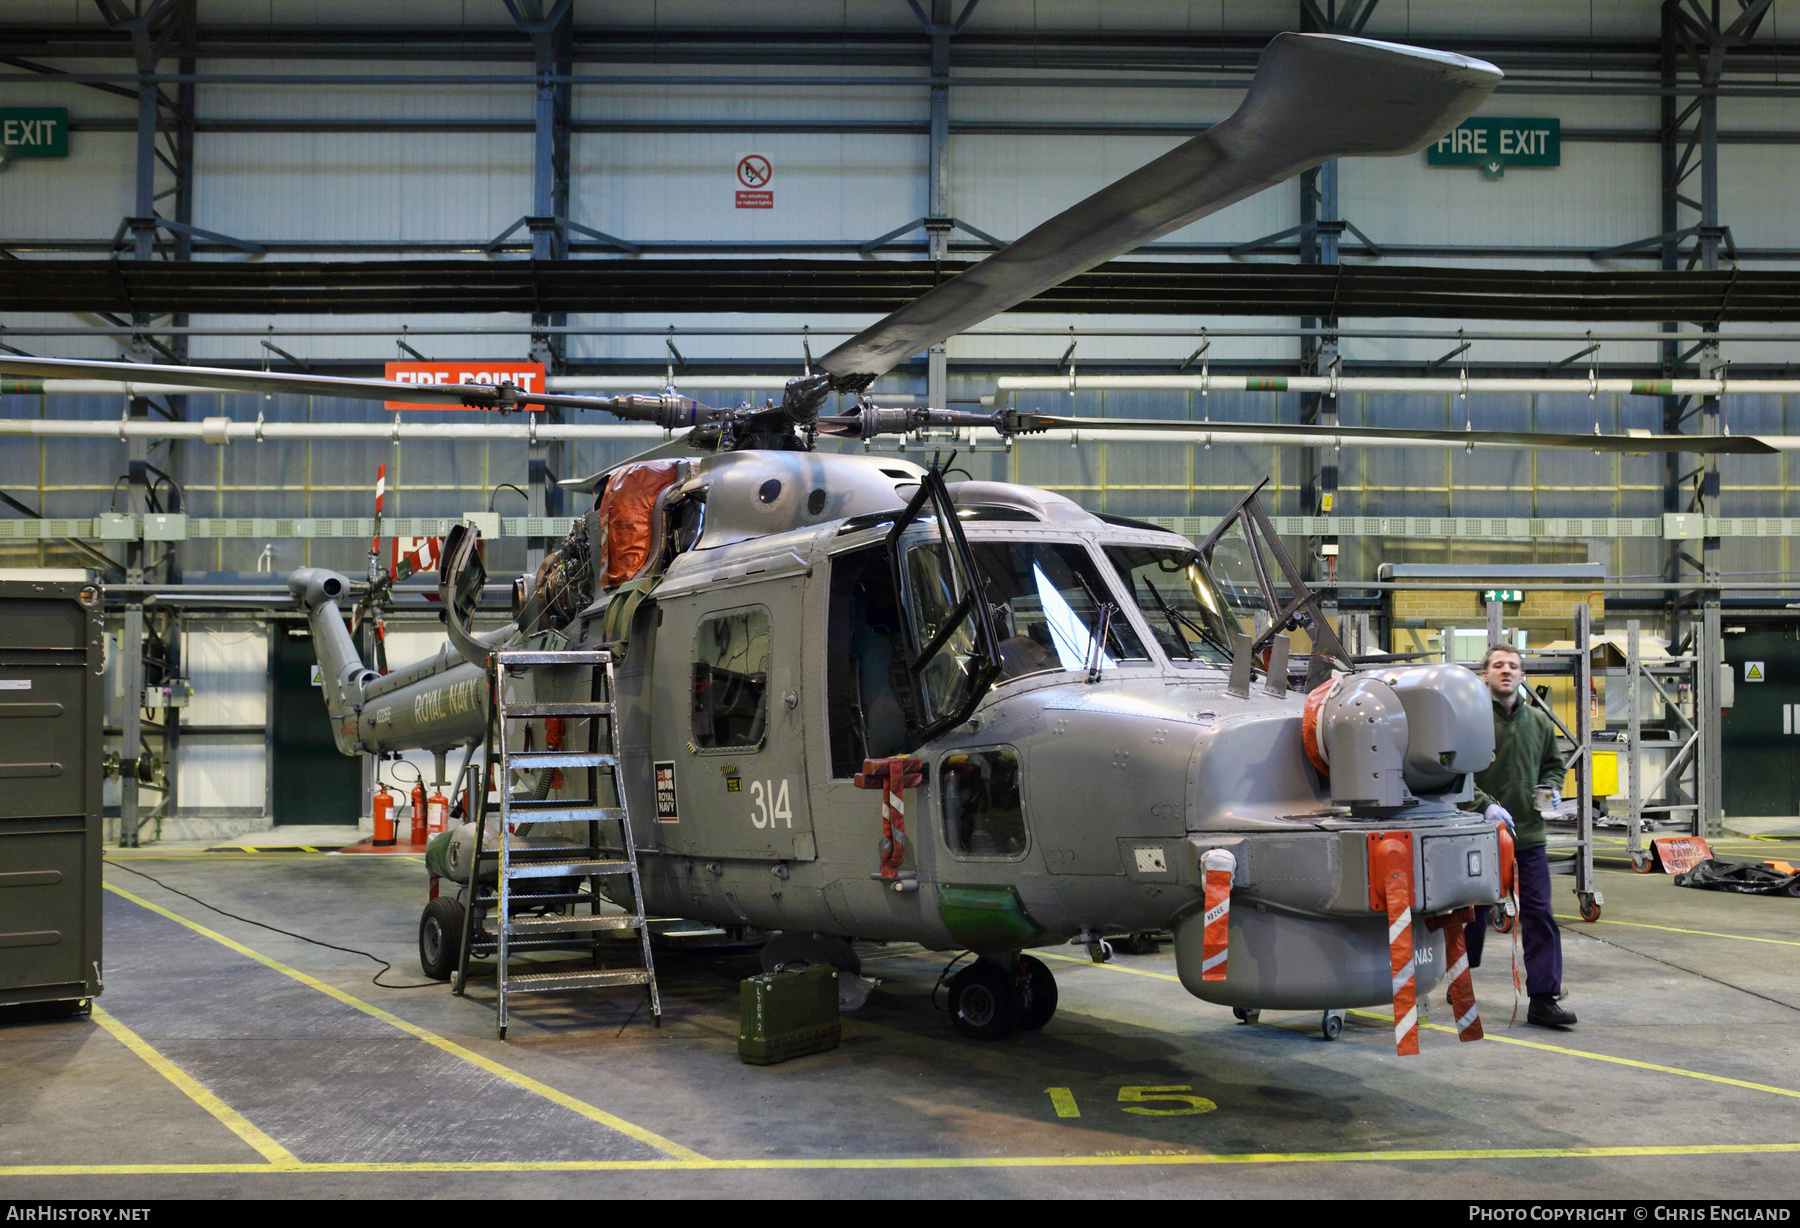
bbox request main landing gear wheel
[1015,955,1058,1031]
[948,961,1018,1040]
[1578,894,1603,922]
[1321,1010,1345,1041]
[419,896,465,981]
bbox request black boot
[1527,994,1577,1028]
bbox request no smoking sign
[735,153,773,209]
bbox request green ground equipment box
[738,966,841,1064]
[0,578,104,1013]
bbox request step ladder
[453,647,661,1040]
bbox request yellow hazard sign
[1744,661,1766,683]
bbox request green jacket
[1466,694,1566,850]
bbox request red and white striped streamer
[1200,848,1236,982]
[1427,907,1484,1043]
[1372,834,1420,1056]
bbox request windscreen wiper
[1141,577,1197,660]
[1145,576,1235,661]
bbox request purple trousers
[1464,842,1563,998]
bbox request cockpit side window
[691,606,770,750]
[941,747,1028,858]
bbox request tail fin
[287,567,381,754]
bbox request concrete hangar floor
[4,844,1800,1199]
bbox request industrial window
[941,748,1028,858]
[691,607,770,750]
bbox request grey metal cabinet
[0,579,104,1012]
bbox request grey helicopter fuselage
[291,448,1505,1013]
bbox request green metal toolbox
[738,966,840,1065]
[0,578,105,1013]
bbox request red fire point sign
[383,361,546,412]
[735,153,773,208]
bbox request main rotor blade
[817,33,1500,384]
[0,354,696,420]
[1015,415,1777,455]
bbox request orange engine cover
[1300,677,1339,777]
[598,459,682,589]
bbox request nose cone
[1006,680,1227,875]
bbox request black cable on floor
[104,858,440,990]
[1566,925,1800,1014]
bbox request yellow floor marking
[1343,1008,1800,1101]
[1035,946,1800,1102]
[8,1140,1800,1176]
[1036,949,1183,981]
[89,1005,296,1165]
[1554,913,1800,948]
[107,852,336,862]
[102,881,707,1163]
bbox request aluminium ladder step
[503,913,642,936]
[502,804,627,824]
[505,858,635,879]
[500,700,613,718]
[504,750,618,770]
[496,650,614,666]
[504,968,650,994]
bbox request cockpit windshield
[1102,544,1243,665]
[906,538,1146,688]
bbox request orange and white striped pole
[1369,832,1419,1056]
[1200,848,1236,982]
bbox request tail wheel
[419,896,466,981]
[1121,932,1160,955]
[948,962,1018,1041]
[1014,955,1058,1031]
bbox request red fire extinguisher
[427,785,449,836]
[411,779,428,846]
[372,785,396,847]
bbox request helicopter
[1,32,1766,1045]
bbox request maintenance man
[1463,643,1578,1028]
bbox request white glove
[1485,802,1515,832]
[1548,787,1563,812]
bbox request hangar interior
[2,0,1800,1202]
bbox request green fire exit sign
[0,108,69,167]
[1483,589,1525,604]
[1427,117,1559,178]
